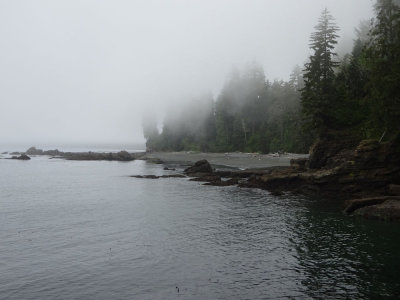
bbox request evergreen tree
[333,22,371,132]
[364,0,400,139]
[301,8,340,133]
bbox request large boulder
[184,159,213,175]
[114,150,134,161]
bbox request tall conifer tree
[301,8,339,133]
[365,0,400,139]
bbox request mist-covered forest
[143,0,400,154]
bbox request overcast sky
[0,0,374,147]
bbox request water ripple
[1,158,400,299]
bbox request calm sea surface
[1,155,400,299]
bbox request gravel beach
[142,151,308,169]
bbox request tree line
[143,0,400,153]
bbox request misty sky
[0,0,374,146]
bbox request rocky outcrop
[26,147,43,155]
[179,136,400,221]
[63,151,135,161]
[351,197,400,221]
[239,135,400,220]
[26,147,61,156]
[184,159,213,175]
[204,177,239,187]
[23,147,137,161]
[306,131,359,169]
[10,154,31,160]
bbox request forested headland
[143,0,400,154]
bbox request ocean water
[1,156,400,299]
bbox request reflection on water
[0,157,399,299]
[288,198,400,298]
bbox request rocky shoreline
[4,138,400,221]
[135,134,400,221]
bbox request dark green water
[1,157,399,299]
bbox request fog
[0,0,374,148]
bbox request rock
[160,174,186,178]
[24,147,138,161]
[189,175,221,182]
[213,170,235,177]
[184,159,213,175]
[204,177,239,187]
[343,196,391,215]
[353,198,400,221]
[356,139,380,153]
[130,175,158,179]
[146,158,164,164]
[10,152,20,155]
[142,175,159,179]
[26,147,43,155]
[387,184,400,196]
[43,149,61,156]
[64,151,135,161]
[130,174,185,179]
[26,147,62,156]
[11,154,31,160]
[307,131,359,169]
[114,150,134,161]
[164,167,176,171]
[1,151,8,154]
[290,158,308,171]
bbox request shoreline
[4,143,399,222]
[141,151,308,169]
[1,146,307,169]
